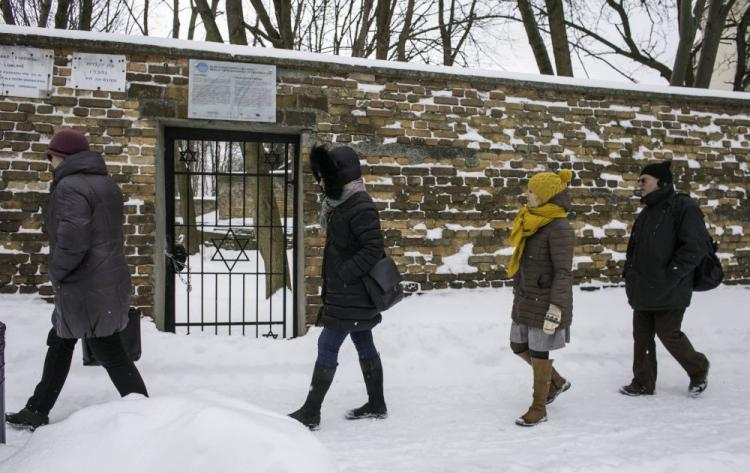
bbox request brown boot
[514,351,569,405]
[515,357,552,427]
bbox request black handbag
[83,307,143,366]
[363,256,404,312]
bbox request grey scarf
[320,178,367,229]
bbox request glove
[543,304,562,335]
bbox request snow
[1,286,750,472]
[435,243,478,274]
[0,392,335,473]
[6,25,750,101]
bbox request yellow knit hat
[528,169,573,203]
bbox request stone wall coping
[3,25,750,108]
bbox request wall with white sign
[188,59,276,122]
[71,53,126,92]
[0,46,53,98]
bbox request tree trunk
[188,0,198,39]
[438,0,452,65]
[79,0,93,30]
[193,0,224,42]
[244,143,292,299]
[545,0,573,76]
[227,0,248,45]
[39,0,53,27]
[396,0,415,61]
[173,0,180,38]
[518,0,554,75]
[375,0,391,59]
[54,0,72,28]
[0,0,14,25]
[352,0,375,57]
[275,0,295,49]
[143,0,149,35]
[176,159,201,255]
[695,0,737,88]
[733,5,750,90]
[671,0,706,86]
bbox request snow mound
[0,392,337,473]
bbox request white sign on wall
[188,59,276,122]
[0,46,54,98]
[71,53,126,92]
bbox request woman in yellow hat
[506,169,575,427]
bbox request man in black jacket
[6,129,148,431]
[621,161,710,397]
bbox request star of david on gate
[179,147,197,165]
[210,229,251,271]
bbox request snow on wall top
[3,25,750,103]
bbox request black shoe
[6,407,49,431]
[288,407,321,431]
[689,361,710,397]
[345,401,388,420]
[619,382,654,396]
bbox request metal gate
[164,128,299,337]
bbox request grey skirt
[510,321,570,352]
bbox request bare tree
[226,0,247,44]
[545,0,572,75]
[375,0,394,59]
[352,0,376,56]
[79,0,93,30]
[172,0,180,38]
[192,0,223,41]
[694,0,737,87]
[672,0,707,85]
[517,0,555,74]
[733,3,750,90]
[0,0,15,24]
[55,0,73,28]
[438,0,479,66]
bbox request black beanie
[640,161,672,184]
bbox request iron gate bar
[164,128,300,337]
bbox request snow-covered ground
[1,285,749,473]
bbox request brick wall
[1,29,749,326]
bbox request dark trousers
[316,327,379,369]
[632,309,709,391]
[27,328,148,415]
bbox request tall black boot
[289,363,336,430]
[88,333,148,398]
[346,356,387,420]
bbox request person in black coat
[6,129,148,431]
[620,161,710,397]
[289,145,387,430]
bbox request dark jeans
[316,327,379,369]
[632,309,709,391]
[27,328,148,415]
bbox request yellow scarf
[506,203,568,278]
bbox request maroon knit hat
[46,129,90,159]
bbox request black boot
[688,360,710,397]
[289,363,336,430]
[346,356,387,420]
[619,380,655,396]
[6,407,49,431]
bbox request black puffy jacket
[624,185,708,311]
[319,191,384,331]
[48,151,131,339]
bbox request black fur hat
[310,145,362,199]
